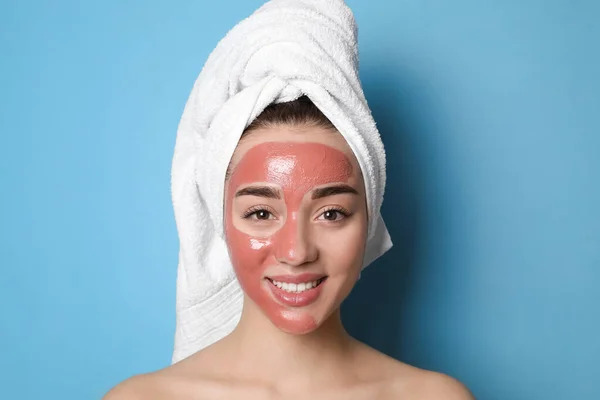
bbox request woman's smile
[264,275,328,307]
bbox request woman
[105,97,473,399]
[106,1,474,398]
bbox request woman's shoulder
[101,362,196,400]
[386,368,475,400]
[102,351,221,400]
[354,343,474,400]
[102,373,156,400]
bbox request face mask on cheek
[225,220,320,333]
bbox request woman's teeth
[270,279,323,293]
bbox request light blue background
[1,1,598,399]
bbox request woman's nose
[273,213,317,266]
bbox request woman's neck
[217,296,359,387]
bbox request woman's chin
[268,307,339,335]
[278,324,319,335]
[269,309,319,334]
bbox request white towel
[171,0,393,364]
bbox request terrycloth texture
[171,0,393,364]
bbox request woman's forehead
[230,142,356,190]
[228,125,360,175]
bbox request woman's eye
[254,210,272,220]
[319,209,346,221]
[245,209,274,220]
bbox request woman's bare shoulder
[101,362,195,400]
[102,373,156,400]
[102,352,221,400]
[354,344,474,399]
[384,361,475,400]
[389,368,474,400]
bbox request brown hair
[225,95,337,180]
[244,95,336,134]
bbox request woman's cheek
[316,223,366,274]
[226,229,270,290]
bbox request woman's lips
[267,273,326,283]
[264,274,327,307]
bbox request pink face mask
[225,141,357,333]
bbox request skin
[104,125,474,400]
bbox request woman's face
[224,124,368,334]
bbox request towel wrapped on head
[171,0,393,364]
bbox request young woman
[104,97,474,399]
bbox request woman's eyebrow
[311,184,358,200]
[235,186,281,199]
